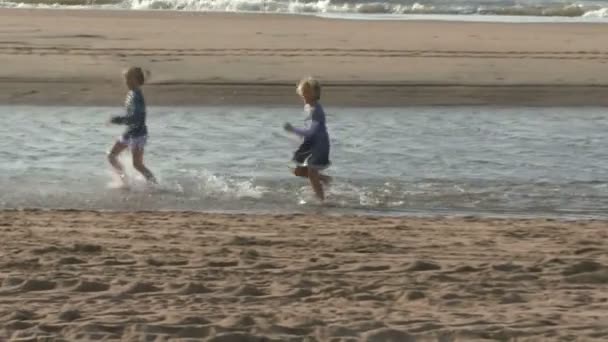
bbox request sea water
[1,105,607,218]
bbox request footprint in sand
[404,290,426,301]
[124,323,213,340]
[18,279,57,292]
[500,293,527,304]
[102,257,137,266]
[3,309,36,321]
[252,261,282,270]
[492,263,523,272]
[176,282,212,295]
[350,264,392,272]
[206,332,273,342]
[71,279,110,293]
[562,260,603,276]
[119,281,162,295]
[565,270,608,284]
[2,277,24,287]
[218,315,257,329]
[72,243,103,253]
[164,315,211,325]
[207,260,239,268]
[362,328,415,342]
[57,256,87,265]
[145,257,189,266]
[450,265,481,273]
[317,325,358,339]
[239,248,260,261]
[58,309,82,322]
[407,260,441,272]
[231,284,266,297]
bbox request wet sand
[1,210,607,341]
[1,9,608,106]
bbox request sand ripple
[1,210,607,341]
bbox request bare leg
[132,147,157,183]
[108,141,128,177]
[293,166,308,178]
[307,167,325,201]
[293,167,332,185]
[319,173,332,185]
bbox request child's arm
[109,115,131,125]
[289,121,320,138]
[110,92,144,126]
[284,107,321,137]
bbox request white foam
[106,172,128,189]
[2,0,608,23]
[583,7,608,18]
[189,169,267,199]
[316,12,608,22]
[105,152,154,192]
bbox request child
[284,76,332,201]
[107,66,156,186]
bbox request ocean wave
[583,7,608,17]
[2,0,608,18]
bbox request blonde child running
[284,77,332,201]
[107,67,156,186]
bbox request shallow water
[1,105,607,218]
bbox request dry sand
[1,210,607,341]
[1,9,608,106]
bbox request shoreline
[3,207,608,220]
[2,9,608,106]
[2,207,606,222]
[4,82,608,107]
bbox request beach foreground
[1,210,607,341]
[1,9,608,106]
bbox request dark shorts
[118,134,147,149]
[293,140,331,170]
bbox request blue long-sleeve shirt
[290,103,331,167]
[111,88,148,138]
[292,103,326,140]
[293,121,320,139]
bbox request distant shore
[1,9,608,106]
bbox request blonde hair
[123,66,149,85]
[296,76,321,100]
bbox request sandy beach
[0,210,606,341]
[1,9,608,106]
[2,8,608,341]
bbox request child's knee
[132,160,144,170]
[293,167,307,177]
[107,151,117,162]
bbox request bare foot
[107,173,129,190]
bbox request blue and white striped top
[110,88,148,138]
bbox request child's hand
[283,123,294,132]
